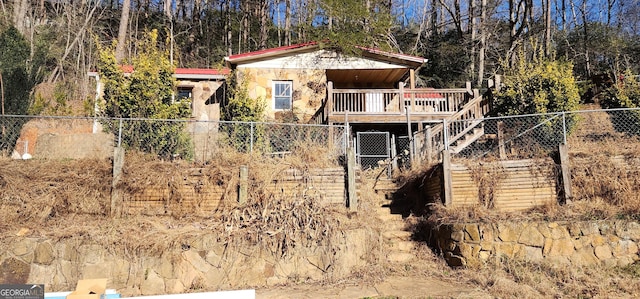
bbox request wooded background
[0,0,639,115]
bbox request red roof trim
[117,65,229,76]
[175,68,230,75]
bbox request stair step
[383,230,413,240]
[387,252,416,263]
[390,240,416,252]
[376,211,404,220]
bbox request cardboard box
[66,279,107,299]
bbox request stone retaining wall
[432,221,640,267]
[0,229,373,296]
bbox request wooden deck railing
[325,82,473,116]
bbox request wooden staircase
[419,92,491,160]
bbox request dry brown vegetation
[0,145,383,274]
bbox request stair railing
[420,91,491,161]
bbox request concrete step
[387,252,416,263]
[389,240,416,252]
[382,230,413,240]
[376,211,404,222]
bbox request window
[273,81,292,110]
[177,86,193,101]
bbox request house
[225,42,490,169]
[9,67,229,161]
[88,66,229,127]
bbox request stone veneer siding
[236,68,326,122]
[432,221,640,267]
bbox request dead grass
[456,257,640,298]
[0,147,386,282]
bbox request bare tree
[116,0,131,63]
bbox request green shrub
[97,30,193,159]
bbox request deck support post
[425,126,432,164]
[442,150,453,206]
[405,107,414,164]
[558,144,573,203]
[390,134,398,171]
[327,81,333,116]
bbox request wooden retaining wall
[449,159,557,211]
[123,167,346,215]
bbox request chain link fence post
[117,119,123,147]
[250,122,254,153]
[562,112,567,145]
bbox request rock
[33,242,55,265]
[568,222,582,237]
[543,238,553,256]
[570,247,599,266]
[479,251,491,261]
[497,223,520,242]
[550,226,570,240]
[29,264,55,286]
[495,243,515,258]
[165,279,185,294]
[0,257,30,284]
[599,222,614,235]
[481,224,496,241]
[465,224,481,242]
[83,263,112,279]
[591,235,606,247]
[546,239,575,257]
[11,239,37,257]
[444,252,466,267]
[80,245,103,264]
[518,225,545,247]
[572,237,588,250]
[139,269,165,295]
[205,249,223,267]
[182,250,212,273]
[537,223,552,238]
[619,222,640,240]
[479,241,494,252]
[595,245,613,260]
[451,230,465,242]
[523,246,543,262]
[580,222,600,236]
[611,240,637,257]
[616,256,636,267]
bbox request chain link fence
[0,115,347,161]
[411,107,640,163]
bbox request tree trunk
[12,0,29,35]
[477,0,486,87]
[285,0,291,45]
[544,0,551,57]
[259,0,268,49]
[115,0,131,63]
[469,0,476,82]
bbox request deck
[317,83,476,124]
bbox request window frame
[272,80,293,110]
